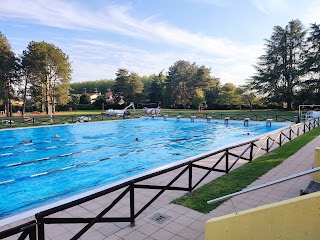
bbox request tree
[93,95,107,109]
[165,60,217,108]
[301,23,320,104]
[218,83,242,109]
[113,68,143,104]
[127,72,143,102]
[0,32,18,117]
[149,71,165,104]
[70,79,115,94]
[192,89,206,108]
[113,68,130,98]
[20,41,72,113]
[249,19,307,110]
[79,93,91,104]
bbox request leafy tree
[93,95,107,109]
[68,94,80,105]
[0,32,18,116]
[241,92,257,109]
[127,72,143,102]
[149,71,166,104]
[165,60,217,108]
[113,68,129,96]
[218,83,242,109]
[301,23,320,104]
[70,79,115,94]
[192,89,206,108]
[249,19,307,110]
[20,41,72,113]
[141,74,155,101]
[113,68,143,104]
[79,93,91,104]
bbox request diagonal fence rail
[0,221,36,240]
[0,117,319,239]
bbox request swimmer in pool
[21,139,32,143]
[52,134,60,138]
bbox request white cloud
[250,0,289,15]
[1,0,263,85]
[301,0,320,24]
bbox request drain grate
[150,213,170,224]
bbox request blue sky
[0,0,319,86]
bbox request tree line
[70,64,251,110]
[249,19,320,110]
[70,19,320,111]
[1,19,320,116]
[0,32,71,117]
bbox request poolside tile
[169,235,187,240]
[137,222,160,236]
[122,230,148,240]
[163,221,186,234]
[188,220,206,232]
[176,226,202,240]
[150,229,175,240]
[173,215,195,227]
[96,223,121,237]
[79,229,106,240]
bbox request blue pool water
[0,118,289,219]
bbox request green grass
[172,126,320,213]
[0,109,298,129]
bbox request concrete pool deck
[1,135,318,239]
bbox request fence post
[37,217,45,240]
[303,123,306,134]
[249,142,254,161]
[266,137,269,153]
[289,128,292,141]
[130,183,135,227]
[279,132,282,146]
[226,149,229,173]
[188,163,193,191]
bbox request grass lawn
[0,109,298,129]
[172,126,320,213]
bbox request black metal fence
[0,221,36,240]
[1,117,319,239]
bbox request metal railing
[0,117,319,239]
[207,167,320,204]
[0,221,36,240]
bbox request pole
[49,104,53,124]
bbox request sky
[1,0,320,86]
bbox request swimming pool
[0,118,289,220]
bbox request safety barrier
[0,221,36,240]
[0,117,319,239]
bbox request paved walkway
[1,136,319,240]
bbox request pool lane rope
[0,130,217,186]
[0,123,211,162]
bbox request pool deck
[1,135,319,240]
